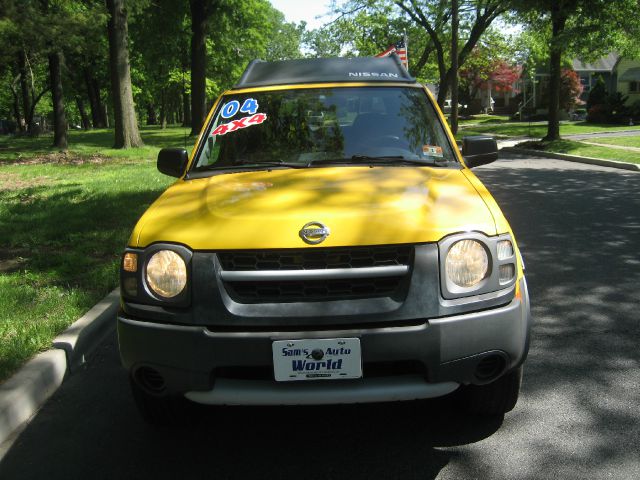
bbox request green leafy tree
[511,0,640,140]
[0,0,106,140]
[130,0,190,128]
[459,27,519,109]
[264,10,305,61]
[0,0,52,134]
[327,1,510,108]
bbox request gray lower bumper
[118,278,531,405]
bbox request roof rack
[234,56,415,89]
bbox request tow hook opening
[134,366,167,395]
[474,354,506,381]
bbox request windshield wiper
[199,161,307,171]
[354,155,457,167]
[240,161,307,169]
[308,155,442,167]
[351,155,433,165]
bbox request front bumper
[117,278,531,405]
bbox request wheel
[459,365,523,416]
[129,375,195,427]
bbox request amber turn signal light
[123,253,138,272]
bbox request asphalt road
[1,153,639,480]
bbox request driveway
[1,153,638,479]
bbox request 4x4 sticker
[220,98,259,118]
[211,113,267,136]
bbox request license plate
[272,338,362,382]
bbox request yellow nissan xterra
[118,56,531,424]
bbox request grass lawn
[0,126,189,382]
[0,126,192,162]
[516,139,640,165]
[456,121,640,139]
[583,135,640,149]
[457,114,512,125]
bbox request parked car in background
[443,99,467,114]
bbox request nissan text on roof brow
[118,56,532,425]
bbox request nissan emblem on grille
[299,221,330,245]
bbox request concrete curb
[53,289,120,372]
[501,146,640,172]
[0,289,119,447]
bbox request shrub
[560,69,583,111]
[587,76,608,111]
[629,100,640,120]
[587,104,609,123]
[606,92,630,122]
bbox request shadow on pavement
[473,156,640,478]
[0,333,502,480]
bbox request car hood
[130,166,498,249]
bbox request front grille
[219,245,413,303]
[225,277,402,303]
[218,245,413,271]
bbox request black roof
[234,56,415,88]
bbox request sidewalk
[493,133,640,172]
[579,141,640,152]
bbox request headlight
[146,250,187,298]
[445,239,489,287]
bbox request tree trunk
[17,50,31,133]
[12,89,21,132]
[106,0,143,148]
[77,97,91,130]
[450,0,459,135]
[84,68,101,128]
[48,51,68,149]
[160,89,167,129]
[182,91,191,127]
[103,103,109,128]
[190,0,208,136]
[544,5,567,142]
[412,45,432,79]
[94,78,107,128]
[147,103,157,125]
[436,11,499,108]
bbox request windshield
[191,86,458,172]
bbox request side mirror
[157,148,188,177]
[462,136,498,168]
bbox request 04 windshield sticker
[211,98,266,136]
[220,98,258,118]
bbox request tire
[459,365,523,416]
[129,376,195,427]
